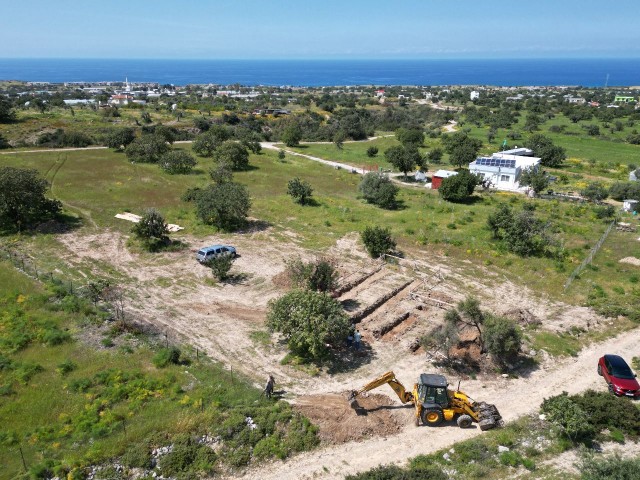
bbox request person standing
[354,330,362,351]
[264,375,275,399]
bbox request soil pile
[503,307,541,326]
[294,393,406,444]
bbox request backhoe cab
[349,371,502,431]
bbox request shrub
[56,359,77,376]
[159,435,216,476]
[159,150,197,174]
[578,453,640,480]
[346,464,446,480]
[192,125,231,157]
[267,290,351,360]
[484,315,522,363]
[361,226,396,258]
[105,128,135,150]
[213,141,250,170]
[131,208,169,251]
[580,182,609,202]
[438,170,479,202]
[194,182,251,231]
[540,392,596,443]
[125,134,170,163]
[594,205,615,219]
[358,172,399,209]
[366,146,378,157]
[152,347,182,368]
[287,177,314,205]
[285,257,338,292]
[205,254,235,281]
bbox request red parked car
[597,354,640,398]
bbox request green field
[0,262,317,478]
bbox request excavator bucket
[475,402,503,431]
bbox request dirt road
[233,326,640,480]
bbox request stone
[498,445,510,453]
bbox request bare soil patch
[294,393,406,444]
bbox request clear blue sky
[1,0,639,59]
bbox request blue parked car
[196,245,237,263]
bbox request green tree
[487,204,555,257]
[541,393,595,443]
[0,133,10,150]
[205,254,235,281]
[154,125,177,144]
[426,147,443,164]
[366,146,378,158]
[333,129,346,150]
[287,177,314,205]
[580,182,609,202]
[524,134,566,168]
[131,209,169,251]
[235,127,262,154]
[519,167,549,195]
[286,257,339,292]
[209,161,234,184]
[445,296,487,353]
[358,172,399,209]
[192,125,231,157]
[213,141,250,170]
[0,97,16,123]
[267,290,351,360]
[0,167,61,231]
[438,170,479,202]
[281,124,303,147]
[105,128,136,150]
[384,145,423,179]
[395,127,424,147]
[484,315,522,363]
[125,134,169,163]
[195,182,251,231]
[421,321,460,361]
[442,132,482,168]
[159,150,197,174]
[361,226,396,258]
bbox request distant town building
[470,91,480,100]
[566,96,585,104]
[108,94,133,106]
[614,96,636,103]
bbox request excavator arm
[348,371,414,408]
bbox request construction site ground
[45,227,640,479]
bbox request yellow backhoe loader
[348,371,502,430]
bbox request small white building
[469,150,541,192]
[622,199,638,213]
[470,90,480,100]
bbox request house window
[500,175,510,182]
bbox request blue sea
[0,58,639,87]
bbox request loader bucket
[477,403,503,431]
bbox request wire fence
[0,247,80,294]
[564,219,616,291]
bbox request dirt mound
[503,307,541,326]
[294,393,405,444]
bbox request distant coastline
[1,58,639,87]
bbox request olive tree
[125,134,169,163]
[267,290,351,359]
[0,167,61,231]
[438,170,479,202]
[159,150,197,174]
[192,125,231,157]
[361,226,396,258]
[287,177,314,205]
[358,172,399,209]
[131,208,169,251]
[195,182,251,231]
[105,127,135,150]
[213,141,250,170]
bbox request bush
[580,182,608,202]
[287,177,314,205]
[152,347,182,368]
[105,128,135,150]
[159,435,216,476]
[540,392,596,443]
[267,290,351,359]
[346,464,446,480]
[192,125,231,157]
[487,204,556,257]
[438,170,479,202]
[213,141,250,170]
[285,257,338,292]
[361,226,396,258]
[366,146,378,157]
[131,208,169,251]
[56,359,77,376]
[358,172,399,209]
[579,453,640,480]
[594,205,616,219]
[609,181,640,201]
[205,254,235,281]
[159,150,197,174]
[484,315,522,363]
[194,182,251,231]
[125,134,170,163]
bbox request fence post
[19,446,27,471]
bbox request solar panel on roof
[475,158,515,168]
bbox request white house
[469,149,541,192]
[470,91,480,100]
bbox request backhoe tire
[421,408,444,426]
[479,418,496,431]
[457,414,473,428]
